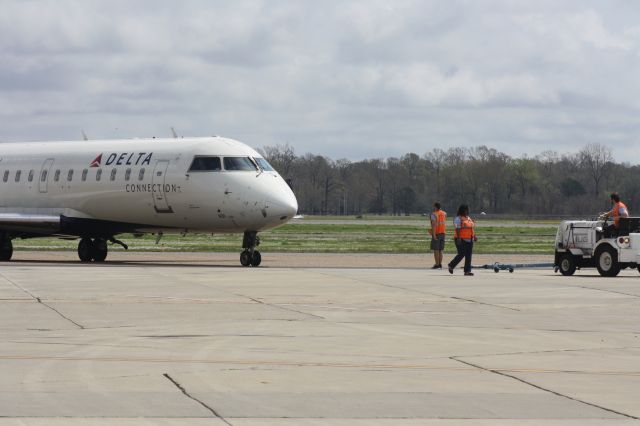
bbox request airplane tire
[78,238,93,262]
[250,250,262,267]
[558,253,576,276]
[92,239,108,262]
[595,245,620,277]
[0,239,13,261]
[240,250,251,267]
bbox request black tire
[250,250,262,267]
[595,245,620,277]
[78,238,93,262]
[558,253,577,276]
[240,250,251,267]
[92,239,108,262]
[0,239,13,261]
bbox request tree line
[261,143,640,217]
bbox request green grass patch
[12,219,558,255]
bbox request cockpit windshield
[223,157,257,171]
[254,157,275,172]
[189,156,221,171]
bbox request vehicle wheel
[0,239,13,261]
[240,250,251,267]
[250,250,262,267]
[595,245,620,277]
[558,253,576,276]
[92,239,108,262]
[78,238,93,262]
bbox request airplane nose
[267,183,298,221]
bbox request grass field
[12,215,558,255]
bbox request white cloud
[0,0,639,161]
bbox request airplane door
[39,158,54,193]
[152,160,173,213]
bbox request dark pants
[449,239,473,273]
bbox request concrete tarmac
[0,252,639,425]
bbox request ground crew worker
[600,192,629,236]
[448,204,477,276]
[429,202,447,269]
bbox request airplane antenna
[171,127,178,138]
[81,130,89,141]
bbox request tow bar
[474,262,555,273]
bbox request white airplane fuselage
[0,136,298,264]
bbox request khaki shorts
[430,233,445,251]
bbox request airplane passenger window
[138,168,145,181]
[15,170,21,182]
[125,168,131,181]
[28,170,34,182]
[189,156,221,171]
[96,169,102,181]
[67,170,74,181]
[110,169,117,181]
[254,158,275,171]
[41,170,47,182]
[82,169,88,181]
[223,157,257,171]
[3,171,8,182]
[54,169,61,182]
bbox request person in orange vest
[429,202,447,269]
[599,192,630,236]
[448,204,477,276]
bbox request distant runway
[0,252,638,425]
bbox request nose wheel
[241,231,262,267]
[240,249,261,267]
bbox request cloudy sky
[1,0,639,161]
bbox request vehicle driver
[599,192,629,236]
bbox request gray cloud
[0,0,639,161]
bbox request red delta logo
[90,154,102,167]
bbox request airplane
[0,136,298,266]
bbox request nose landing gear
[240,231,261,267]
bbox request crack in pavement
[163,373,232,425]
[35,297,85,329]
[451,357,639,420]
[0,272,84,329]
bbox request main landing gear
[240,231,261,267]
[0,233,13,261]
[77,237,128,262]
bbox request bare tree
[579,143,613,197]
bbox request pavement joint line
[575,285,640,299]
[241,295,326,320]
[2,354,640,376]
[451,357,640,420]
[163,373,232,425]
[313,270,521,312]
[0,271,85,329]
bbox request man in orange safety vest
[429,202,447,269]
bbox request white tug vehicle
[554,216,640,277]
